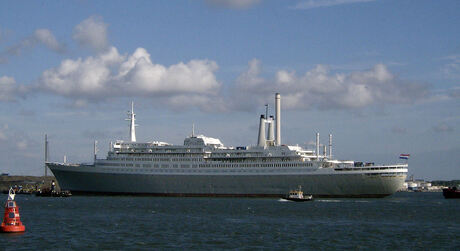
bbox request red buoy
[0,188,25,233]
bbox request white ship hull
[48,163,407,198]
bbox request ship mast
[126,102,137,142]
[44,134,48,176]
[94,140,98,161]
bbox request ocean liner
[47,94,408,198]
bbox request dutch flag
[400,154,410,160]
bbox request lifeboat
[0,188,25,233]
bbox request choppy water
[0,192,458,250]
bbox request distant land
[430,180,460,187]
[0,175,57,192]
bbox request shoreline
[0,175,58,192]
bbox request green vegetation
[430,180,460,187]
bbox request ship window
[8,212,14,218]
[8,202,14,207]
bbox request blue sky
[0,0,459,180]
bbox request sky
[0,0,459,180]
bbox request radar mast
[126,102,137,142]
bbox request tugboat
[442,186,460,199]
[0,188,25,233]
[282,186,313,202]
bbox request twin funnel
[257,93,281,147]
[257,93,334,158]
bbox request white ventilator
[275,93,281,146]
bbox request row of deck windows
[98,162,313,168]
[107,157,204,162]
[102,168,311,173]
[105,157,301,163]
[108,152,295,160]
[335,166,407,171]
[109,153,204,159]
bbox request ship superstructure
[47,94,408,197]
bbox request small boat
[442,186,460,199]
[282,186,313,202]
[35,180,71,197]
[35,189,72,197]
[0,188,25,233]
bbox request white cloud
[0,124,30,151]
[236,58,264,90]
[432,124,454,133]
[232,60,428,111]
[0,131,6,141]
[34,29,64,52]
[1,48,432,112]
[0,125,8,141]
[441,54,460,79]
[449,87,460,98]
[16,140,27,150]
[40,46,123,98]
[0,76,27,102]
[205,0,261,9]
[0,29,64,63]
[292,0,376,10]
[391,127,407,134]
[117,48,219,95]
[38,46,222,111]
[73,16,109,51]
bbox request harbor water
[0,192,458,250]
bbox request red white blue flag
[400,154,410,160]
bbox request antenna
[192,123,195,137]
[125,101,137,142]
[265,104,269,119]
